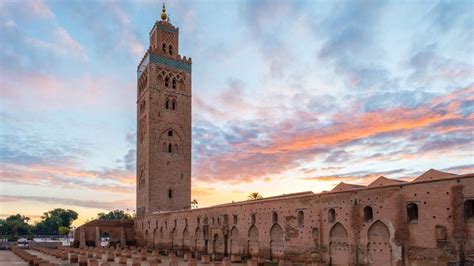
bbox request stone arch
[170,228,177,249]
[212,233,225,256]
[367,220,392,265]
[270,223,284,260]
[144,230,150,247]
[329,222,350,265]
[153,228,159,248]
[182,226,191,251]
[230,226,240,255]
[194,227,205,252]
[248,225,260,257]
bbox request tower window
[197,217,201,225]
[169,45,173,55]
[172,100,176,110]
[168,189,173,199]
[328,208,335,223]
[168,130,173,137]
[165,77,169,87]
[233,215,238,225]
[272,212,278,224]
[168,143,172,153]
[251,214,256,224]
[162,43,166,53]
[297,210,304,227]
[364,206,373,222]
[464,199,474,221]
[172,79,176,89]
[407,203,418,223]
[165,99,169,109]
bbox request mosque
[75,5,474,265]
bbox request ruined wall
[135,174,474,264]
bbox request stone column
[95,227,101,247]
[120,228,127,246]
[80,228,86,249]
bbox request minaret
[136,4,192,218]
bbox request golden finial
[161,3,168,21]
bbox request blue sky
[0,0,473,225]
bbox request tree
[42,209,78,228]
[191,199,198,209]
[58,226,70,236]
[247,192,263,200]
[35,209,78,235]
[97,210,132,220]
[0,214,33,240]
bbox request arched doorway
[195,227,205,252]
[212,233,225,256]
[153,228,158,248]
[248,225,259,257]
[170,228,177,250]
[367,221,392,265]
[270,223,284,260]
[329,222,350,265]
[143,230,148,248]
[230,226,240,255]
[183,227,191,251]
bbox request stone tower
[136,5,192,218]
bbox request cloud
[0,195,134,211]
[192,85,473,184]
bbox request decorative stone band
[137,53,191,79]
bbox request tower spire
[161,3,168,21]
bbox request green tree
[0,214,33,239]
[247,192,263,200]
[42,209,78,228]
[58,226,70,236]
[97,210,132,220]
[35,209,78,235]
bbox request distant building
[75,6,474,264]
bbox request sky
[0,0,473,226]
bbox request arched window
[162,43,166,53]
[172,78,176,89]
[464,199,474,221]
[272,212,278,224]
[328,208,336,223]
[233,215,238,225]
[169,45,173,55]
[165,77,169,87]
[364,206,373,222]
[165,99,169,109]
[185,218,188,226]
[297,210,304,227]
[168,130,173,137]
[407,203,418,223]
[168,143,172,153]
[174,219,177,227]
[172,100,176,110]
[197,217,201,225]
[168,189,173,199]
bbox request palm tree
[191,199,198,209]
[247,192,263,200]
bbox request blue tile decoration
[137,53,191,79]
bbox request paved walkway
[0,250,27,266]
